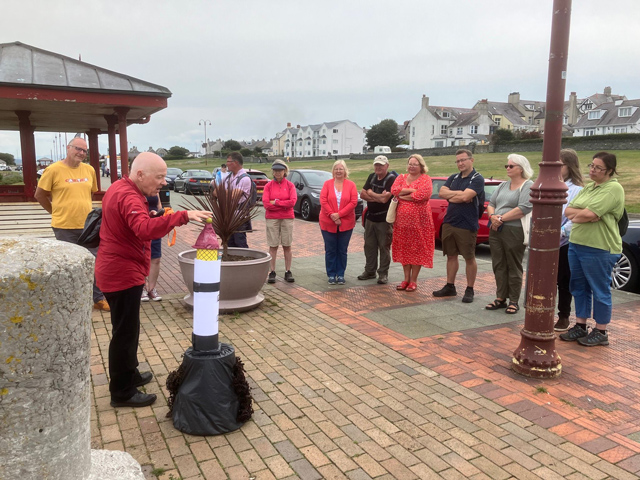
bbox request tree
[168,146,190,157]
[366,119,400,149]
[223,140,242,151]
[491,128,515,144]
[240,148,253,157]
[0,153,15,165]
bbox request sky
[2,0,640,161]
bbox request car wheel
[301,198,313,221]
[611,245,639,292]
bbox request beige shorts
[266,218,294,247]
[441,223,477,260]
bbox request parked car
[165,167,183,190]
[244,169,269,201]
[429,176,504,244]
[288,169,363,221]
[173,170,213,195]
[612,219,640,293]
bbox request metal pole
[512,0,572,378]
[199,119,211,166]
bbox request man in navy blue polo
[433,149,485,303]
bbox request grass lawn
[167,149,640,212]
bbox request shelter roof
[0,42,171,132]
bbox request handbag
[521,211,532,246]
[386,197,398,224]
[77,208,102,249]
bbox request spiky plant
[181,181,259,259]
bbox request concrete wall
[0,238,94,479]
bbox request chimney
[287,122,291,128]
[604,86,612,96]
[475,99,489,115]
[568,92,578,125]
[296,125,300,128]
[508,92,520,105]
[422,94,429,109]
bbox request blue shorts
[151,238,162,259]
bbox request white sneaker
[141,288,150,302]
[148,288,162,302]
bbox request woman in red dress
[390,154,435,292]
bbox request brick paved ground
[90,212,640,479]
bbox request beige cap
[373,155,389,165]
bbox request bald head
[130,152,168,196]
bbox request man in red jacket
[96,152,210,408]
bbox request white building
[572,99,640,137]
[279,120,366,158]
[408,95,476,148]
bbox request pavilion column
[87,128,101,192]
[115,107,130,177]
[105,115,118,183]
[15,111,37,199]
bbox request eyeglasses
[587,163,607,172]
[504,164,518,169]
[455,158,471,164]
[70,145,88,154]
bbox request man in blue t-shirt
[433,149,485,303]
[358,156,397,284]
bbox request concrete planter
[178,248,271,313]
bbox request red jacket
[96,176,189,293]
[262,178,296,219]
[319,178,358,232]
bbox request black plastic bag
[78,208,102,248]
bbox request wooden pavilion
[0,41,172,201]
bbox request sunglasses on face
[504,164,518,169]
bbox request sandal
[485,298,507,310]
[505,302,520,314]
[397,281,409,290]
[406,282,417,292]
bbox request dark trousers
[228,220,251,248]
[104,284,144,401]
[321,228,353,277]
[363,220,393,276]
[557,244,572,318]
[53,227,104,303]
[488,225,526,303]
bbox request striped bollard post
[192,221,220,352]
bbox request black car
[174,170,213,195]
[289,169,363,221]
[612,219,640,293]
[165,168,183,190]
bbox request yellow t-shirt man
[38,161,98,229]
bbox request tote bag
[386,197,398,224]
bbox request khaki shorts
[266,218,294,247]
[441,223,477,260]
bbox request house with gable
[278,120,365,158]
[408,95,476,148]
[578,86,626,114]
[572,98,640,137]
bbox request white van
[373,146,392,154]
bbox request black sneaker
[433,283,457,297]
[328,276,336,285]
[268,271,276,284]
[461,287,474,303]
[357,271,377,280]
[577,328,609,347]
[554,315,570,332]
[284,270,295,283]
[337,276,346,285]
[559,324,588,342]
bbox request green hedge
[501,133,640,145]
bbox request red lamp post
[512,0,572,378]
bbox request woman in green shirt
[560,152,624,347]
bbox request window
[457,127,463,135]
[588,110,601,120]
[619,107,632,117]
[333,150,338,154]
[469,125,478,134]
[442,112,450,118]
[614,127,628,134]
[435,141,444,147]
[563,116,568,125]
[495,117,501,126]
[307,141,310,146]
[584,129,596,136]
[333,129,338,133]
[584,102,593,110]
[440,125,447,135]
[323,139,326,144]
[412,127,415,136]
[449,129,452,135]
[431,125,435,135]
[525,104,535,111]
[333,139,338,144]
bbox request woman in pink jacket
[263,159,298,283]
[319,160,358,285]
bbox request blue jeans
[568,243,620,325]
[321,228,353,278]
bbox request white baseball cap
[373,155,389,165]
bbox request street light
[199,119,211,166]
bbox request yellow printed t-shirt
[38,161,98,229]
